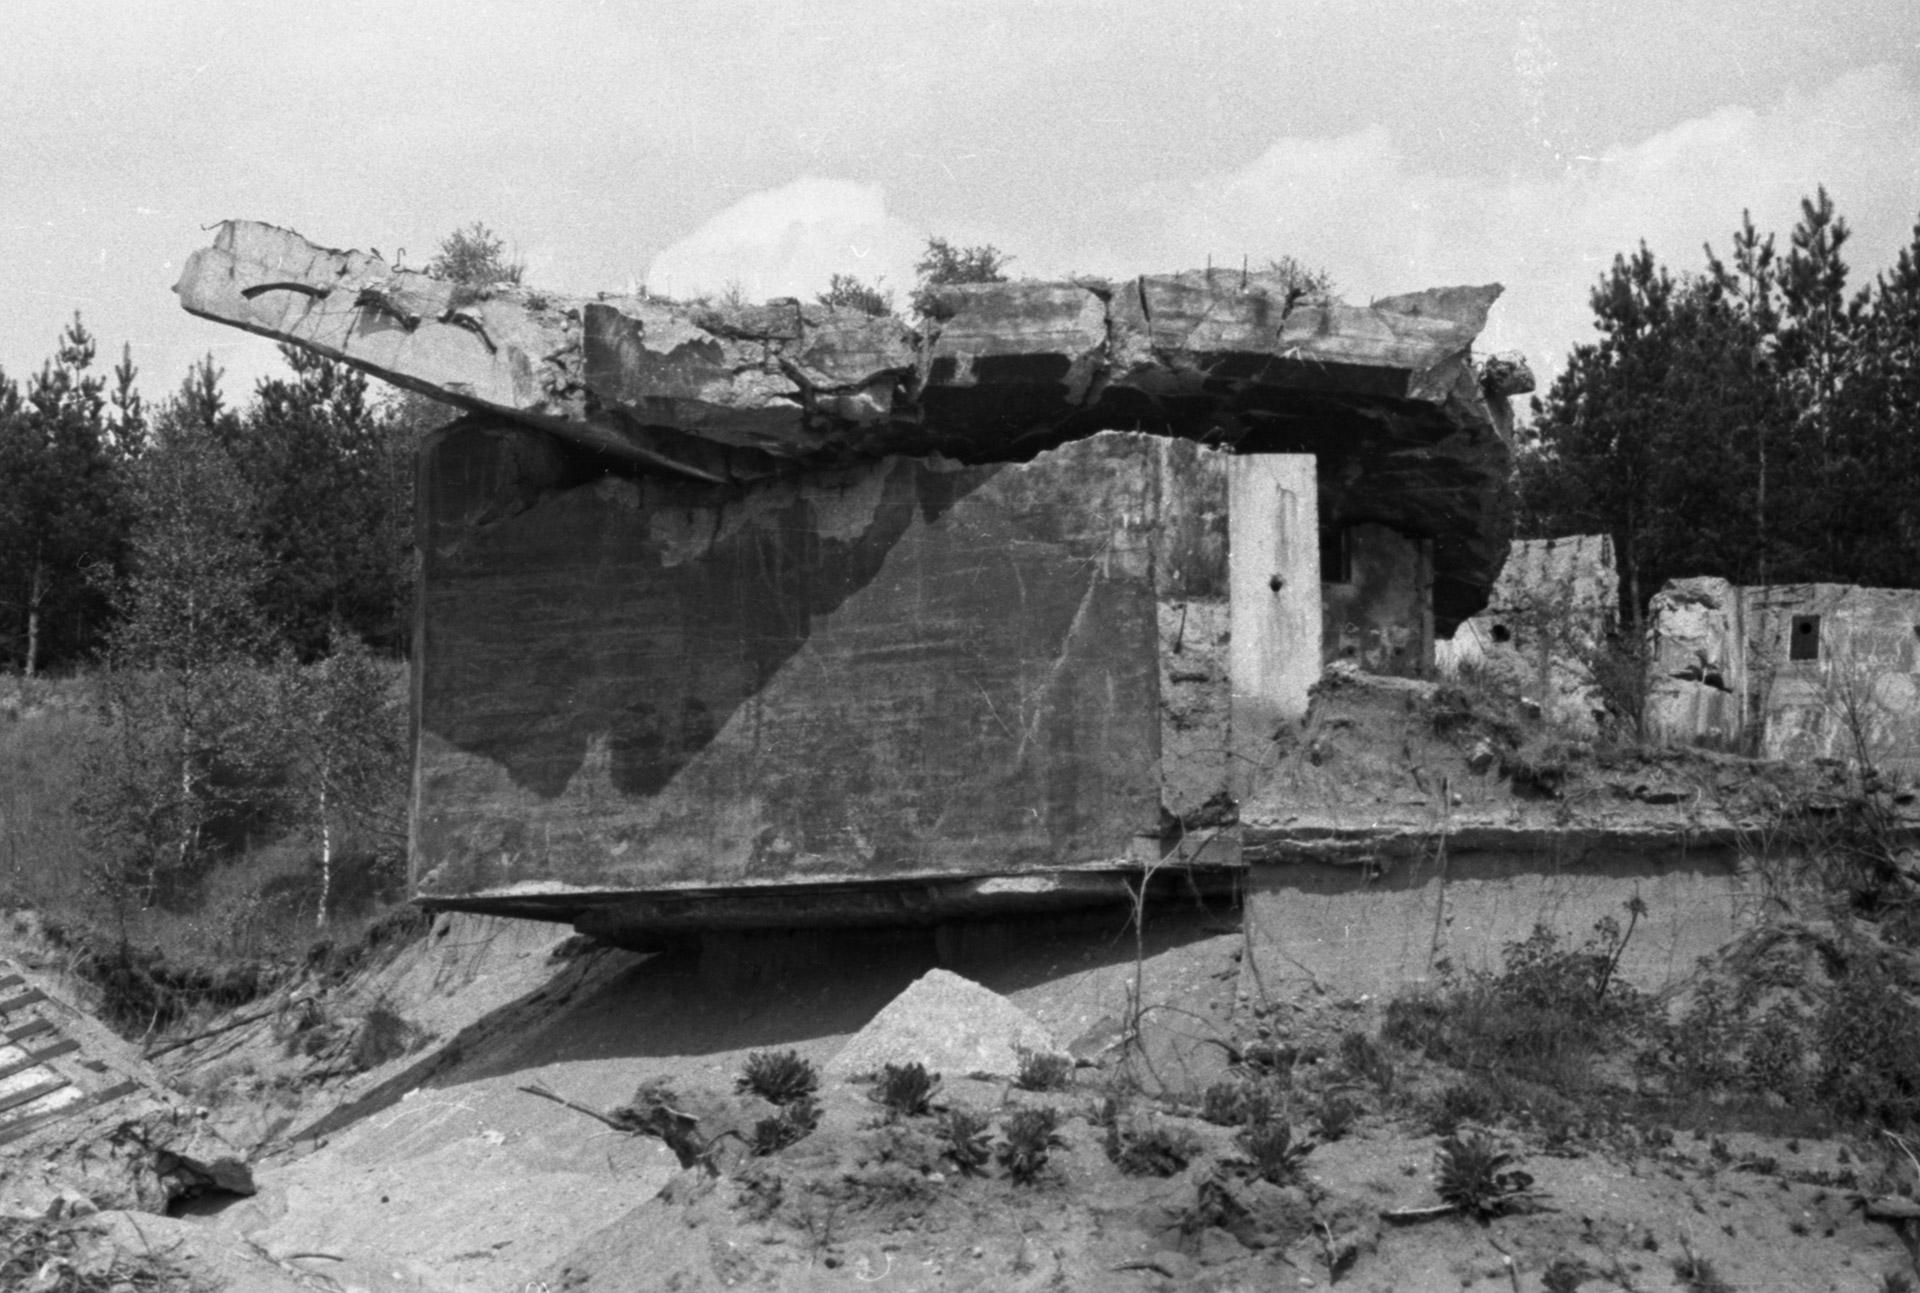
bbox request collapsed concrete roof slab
[177,220,1517,627]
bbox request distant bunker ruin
[167,221,1751,986]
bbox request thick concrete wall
[1746,584,1920,777]
[1229,455,1320,799]
[1648,578,1920,778]
[1243,846,1751,1001]
[1322,522,1433,678]
[412,423,1234,905]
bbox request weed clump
[737,1049,820,1106]
[1014,1045,1072,1092]
[1434,1129,1537,1220]
[1238,1119,1314,1186]
[1335,1029,1395,1093]
[1311,1090,1361,1141]
[998,1106,1065,1184]
[869,1061,940,1120]
[750,1096,821,1157]
[1670,1244,1735,1293]
[0,1214,195,1291]
[1201,1077,1279,1128]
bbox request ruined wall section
[1321,522,1433,677]
[412,423,1238,909]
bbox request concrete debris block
[43,1189,97,1220]
[826,968,1065,1080]
[1477,350,1536,396]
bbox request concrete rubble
[176,219,1515,627]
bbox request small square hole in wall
[1790,614,1821,661]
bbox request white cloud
[644,178,924,306]
[1121,64,1920,385]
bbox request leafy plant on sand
[997,1106,1065,1184]
[1434,1130,1538,1220]
[1106,1116,1203,1178]
[737,1049,820,1106]
[870,1061,940,1120]
[941,1107,993,1176]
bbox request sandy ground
[0,895,1887,1292]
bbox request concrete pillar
[1229,454,1320,800]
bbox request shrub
[1434,1130,1536,1220]
[737,1050,820,1106]
[941,1107,993,1176]
[1385,906,1655,1091]
[1238,1120,1314,1186]
[349,1002,416,1072]
[1815,959,1920,1130]
[998,1106,1064,1184]
[870,1061,940,1120]
[1014,1046,1072,1092]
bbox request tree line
[1519,189,1920,624]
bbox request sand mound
[826,968,1064,1080]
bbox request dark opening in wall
[1490,623,1512,644]
[1790,614,1821,661]
[1320,524,1352,585]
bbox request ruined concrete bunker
[176,221,1523,943]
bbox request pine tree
[0,315,133,674]
[237,345,412,656]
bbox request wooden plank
[4,1018,54,1044]
[0,1039,79,1083]
[0,1080,138,1148]
[0,974,23,991]
[0,989,48,1015]
[0,1077,68,1117]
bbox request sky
[4,0,1919,413]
